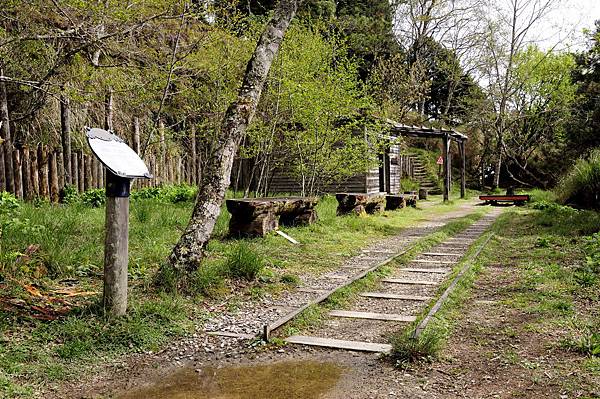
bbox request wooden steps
[285,335,392,353]
[360,292,431,301]
[329,310,416,322]
[381,278,438,285]
[402,267,447,274]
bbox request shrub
[163,185,197,203]
[130,186,162,200]
[59,184,79,204]
[225,241,265,280]
[555,149,600,209]
[80,189,106,207]
[0,192,20,215]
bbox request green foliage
[400,178,419,192]
[59,185,79,205]
[0,192,20,215]
[80,189,106,208]
[390,327,446,365]
[225,241,265,280]
[130,185,197,203]
[555,149,600,209]
[280,273,301,286]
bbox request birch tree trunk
[168,0,299,273]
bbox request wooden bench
[479,194,530,206]
[226,197,318,237]
[336,193,386,215]
[385,193,418,210]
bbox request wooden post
[58,151,65,190]
[30,147,39,198]
[22,147,32,200]
[459,140,466,199]
[85,154,93,191]
[13,148,23,199]
[1,67,14,194]
[103,171,130,316]
[78,151,84,192]
[50,151,59,202]
[159,120,165,185]
[0,136,4,192]
[72,152,79,192]
[39,146,49,200]
[443,133,450,202]
[61,93,72,185]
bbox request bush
[0,192,20,215]
[225,241,265,281]
[556,149,600,209]
[59,184,79,204]
[130,185,197,203]
[80,189,106,207]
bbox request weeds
[225,242,265,280]
[556,148,600,209]
[390,325,447,365]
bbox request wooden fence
[0,144,193,201]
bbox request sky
[539,0,600,50]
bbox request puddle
[118,361,343,399]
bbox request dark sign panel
[86,127,152,179]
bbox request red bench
[479,194,529,206]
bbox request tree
[168,0,300,273]
[569,22,600,155]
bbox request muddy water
[118,361,343,399]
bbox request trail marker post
[86,127,152,316]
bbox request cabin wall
[268,168,367,194]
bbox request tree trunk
[0,67,14,194]
[168,0,299,273]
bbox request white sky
[538,0,600,50]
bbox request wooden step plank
[285,335,392,353]
[360,292,431,301]
[422,252,462,256]
[382,278,438,285]
[412,259,455,264]
[403,267,448,274]
[329,310,416,322]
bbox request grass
[555,148,600,209]
[389,195,600,391]
[0,188,480,397]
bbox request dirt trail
[56,199,497,399]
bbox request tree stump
[418,188,428,200]
[335,193,386,215]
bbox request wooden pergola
[386,119,468,202]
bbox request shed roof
[384,118,468,143]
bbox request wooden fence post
[39,146,49,200]
[22,147,32,200]
[50,150,59,202]
[85,154,93,191]
[443,133,450,202]
[13,148,23,199]
[30,147,39,198]
[78,151,84,192]
[72,152,79,192]
[133,116,140,154]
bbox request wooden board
[402,267,448,274]
[382,278,438,285]
[412,259,455,264]
[285,335,392,353]
[422,252,461,256]
[360,292,431,301]
[329,310,416,322]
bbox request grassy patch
[0,189,482,396]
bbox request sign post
[86,127,152,316]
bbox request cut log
[336,192,386,215]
